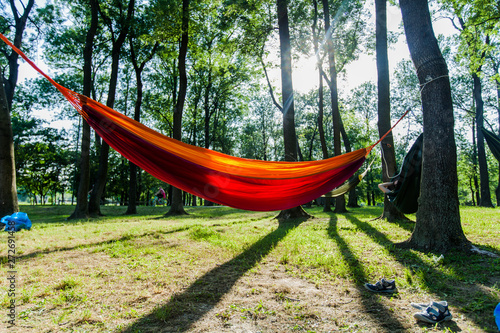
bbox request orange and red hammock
[1,33,397,211]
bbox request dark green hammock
[386,134,423,214]
[481,127,500,162]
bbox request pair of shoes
[364,278,397,293]
[413,301,452,324]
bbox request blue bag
[494,302,500,331]
[1,212,32,232]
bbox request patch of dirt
[123,259,479,333]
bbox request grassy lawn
[1,205,499,332]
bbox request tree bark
[321,0,346,213]
[473,72,493,207]
[375,0,407,221]
[399,0,470,253]
[0,76,18,216]
[69,0,98,220]
[472,122,480,205]
[126,36,159,215]
[495,63,500,206]
[89,0,135,217]
[318,73,332,212]
[167,0,189,216]
[275,0,310,221]
[4,0,35,109]
[0,0,34,217]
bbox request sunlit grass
[0,204,498,332]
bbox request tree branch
[260,54,282,112]
[9,0,20,23]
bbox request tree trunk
[126,38,158,215]
[68,0,98,220]
[319,75,332,212]
[312,0,328,161]
[89,0,135,217]
[312,1,331,212]
[275,0,310,221]
[125,68,141,214]
[496,64,500,206]
[399,0,470,253]
[473,72,493,207]
[0,0,34,217]
[202,66,214,206]
[471,122,480,205]
[0,77,18,217]
[167,0,189,216]
[469,178,475,205]
[376,0,407,221]
[321,0,346,213]
[4,0,35,109]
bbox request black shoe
[364,278,397,293]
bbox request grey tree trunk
[399,0,470,253]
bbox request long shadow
[0,225,194,264]
[328,215,407,332]
[1,212,275,264]
[122,218,305,332]
[388,217,416,233]
[344,214,498,332]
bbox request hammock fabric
[386,134,423,214]
[1,33,400,212]
[324,164,372,198]
[481,127,500,162]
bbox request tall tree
[312,0,331,212]
[167,0,189,216]
[473,66,493,207]
[0,0,35,216]
[320,0,365,212]
[492,56,500,205]
[441,0,499,207]
[398,0,470,252]
[275,0,310,221]
[68,0,99,219]
[125,6,159,215]
[375,0,406,220]
[88,0,135,217]
[0,72,17,216]
[321,0,345,212]
[458,15,493,207]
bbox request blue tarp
[1,212,32,232]
[495,302,500,331]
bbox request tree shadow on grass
[388,216,416,233]
[343,213,499,332]
[2,211,275,264]
[0,225,194,264]
[328,215,407,332]
[121,218,306,332]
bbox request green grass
[0,204,499,332]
